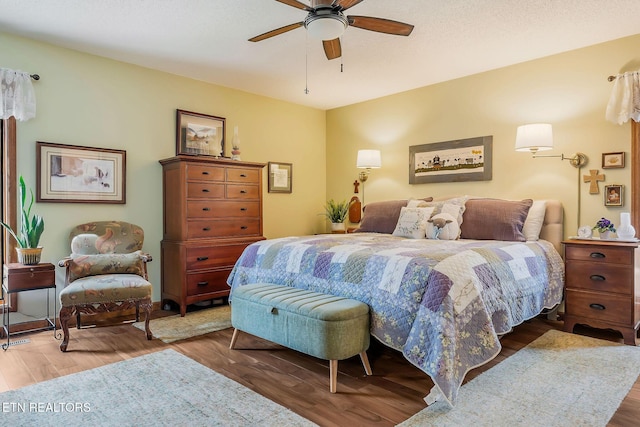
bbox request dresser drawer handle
[196,256,209,261]
[240,190,247,194]
[203,227,211,231]
[202,171,209,175]
[589,303,606,310]
[240,173,247,178]
[589,274,606,281]
[240,207,247,211]
[590,252,605,258]
[240,226,248,230]
[202,207,210,211]
[197,281,209,286]
[202,189,210,193]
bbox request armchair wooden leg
[76,312,81,329]
[140,298,153,340]
[330,359,338,393]
[59,306,74,352]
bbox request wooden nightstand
[562,239,640,345]
[2,263,56,350]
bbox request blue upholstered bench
[229,283,372,393]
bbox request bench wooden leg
[329,359,338,393]
[360,351,372,375]
[229,328,240,349]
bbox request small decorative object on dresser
[159,156,265,316]
[617,212,636,240]
[592,217,616,239]
[562,239,639,345]
[231,126,241,161]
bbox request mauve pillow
[460,198,533,241]
[356,197,433,234]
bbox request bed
[227,196,564,407]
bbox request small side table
[2,262,56,350]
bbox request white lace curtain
[0,67,36,122]
[606,70,640,125]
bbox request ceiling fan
[249,0,414,60]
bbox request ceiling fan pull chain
[304,32,310,94]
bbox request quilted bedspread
[227,233,564,406]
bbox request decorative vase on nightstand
[617,212,636,240]
[599,230,611,240]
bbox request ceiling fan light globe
[305,14,348,40]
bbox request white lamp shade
[515,123,554,152]
[357,150,382,168]
[305,15,347,40]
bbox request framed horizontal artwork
[602,152,625,169]
[268,162,292,193]
[36,141,126,204]
[604,184,623,207]
[409,136,493,184]
[176,109,225,157]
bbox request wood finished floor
[0,312,638,427]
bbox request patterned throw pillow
[68,251,146,282]
[392,207,436,239]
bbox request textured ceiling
[1,0,639,110]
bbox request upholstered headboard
[539,199,564,254]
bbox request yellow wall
[327,34,640,240]
[2,32,327,311]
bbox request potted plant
[0,176,45,265]
[323,199,349,232]
[592,217,616,240]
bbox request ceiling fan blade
[348,16,414,36]
[276,0,313,11]
[323,38,342,60]
[333,0,364,11]
[249,22,304,42]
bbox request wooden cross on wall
[583,169,605,194]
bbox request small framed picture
[602,152,625,169]
[604,184,623,207]
[176,109,225,157]
[268,162,292,193]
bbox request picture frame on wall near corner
[268,162,292,193]
[604,184,623,207]
[602,152,625,169]
[36,141,126,204]
[176,109,226,157]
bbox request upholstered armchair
[58,221,153,352]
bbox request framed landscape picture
[176,109,225,157]
[36,141,126,204]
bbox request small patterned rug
[133,305,232,343]
[0,349,316,426]
[398,329,640,426]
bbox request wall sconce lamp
[356,150,381,209]
[357,149,382,182]
[515,123,587,168]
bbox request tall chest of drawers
[160,156,265,316]
[562,239,640,345]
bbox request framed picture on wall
[604,184,623,207]
[602,152,625,169]
[268,162,292,193]
[176,109,225,157]
[36,141,126,203]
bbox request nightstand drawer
[565,290,632,325]
[565,245,633,265]
[565,261,633,295]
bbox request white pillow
[426,213,460,240]
[392,207,435,239]
[523,200,547,241]
[406,198,429,208]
